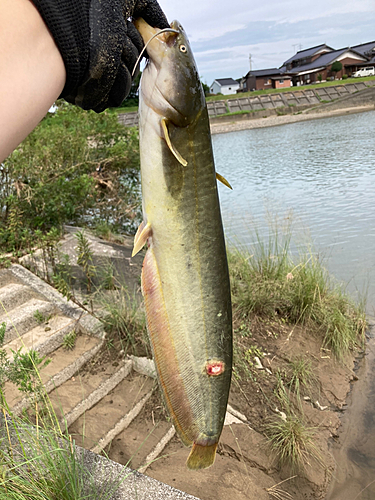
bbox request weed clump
[265,376,322,471]
[228,228,366,358]
[100,287,149,356]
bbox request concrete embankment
[117,80,375,134]
[209,81,375,134]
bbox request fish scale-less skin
[140,105,232,446]
[136,18,232,468]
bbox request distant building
[244,68,291,91]
[349,41,375,68]
[209,78,240,95]
[281,44,335,73]
[279,43,371,85]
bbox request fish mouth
[134,18,179,52]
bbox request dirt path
[210,105,374,135]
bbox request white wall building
[209,78,240,95]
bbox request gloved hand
[31,0,169,112]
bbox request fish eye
[179,45,187,53]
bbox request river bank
[28,228,367,500]
[210,105,375,135]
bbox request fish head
[134,18,205,127]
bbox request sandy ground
[56,232,360,500]
[210,105,375,135]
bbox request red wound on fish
[206,360,225,376]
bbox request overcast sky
[158,0,375,85]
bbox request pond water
[213,110,375,313]
[213,109,375,499]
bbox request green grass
[285,356,317,400]
[266,415,318,470]
[62,330,77,350]
[100,286,149,355]
[217,109,262,118]
[265,376,322,470]
[0,403,129,499]
[0,315,128,500]
[33,310,52,325]
[228,225,367,359]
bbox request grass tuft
[266,415,317,470]
[265,376,322,470]
[286,356,317,400]
[62,330,77,350]
[229,224,367,358]
[100,286,149,355]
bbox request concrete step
[4,333,103,415]
[107,390,173,471]
[68,372,154,451]
[48,359,133,426]
[0,298,57,344]
[4,314,76,359]
[0,282,42,313]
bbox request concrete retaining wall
[117,80,375,127]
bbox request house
[347,41,375,71]
[280,47,368,85]
[244,68,291,91]
[209,78,240,95]
[281,44,335,73]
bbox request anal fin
[132,221,152,257]
[161,118,188,167]
[216,172,232,189]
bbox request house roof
[350,41,375,56]
[213,78,239,86]
[283,48,366,74]
[245,68,284,78]
[282,44,334,66]
[350,41,375,64]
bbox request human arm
[0,0,168,162]
[0,0,66,163]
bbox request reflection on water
[213,110,375,313]
[212,110,375,499]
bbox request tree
[201,81,210,96]
[331,61,343,78]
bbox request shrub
[0,102,141,253]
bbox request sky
[158,0,375,85]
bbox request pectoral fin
[216,172,232,189]
[161,118,188,167]
[132,221,152,257]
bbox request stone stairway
[0,264,105,414]
[0,258,260,499]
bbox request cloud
[156,0,375,83]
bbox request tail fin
[186,442,218,470]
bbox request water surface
[214,110,375,312]
[213,110,375,498]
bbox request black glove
[31,0,169,112]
